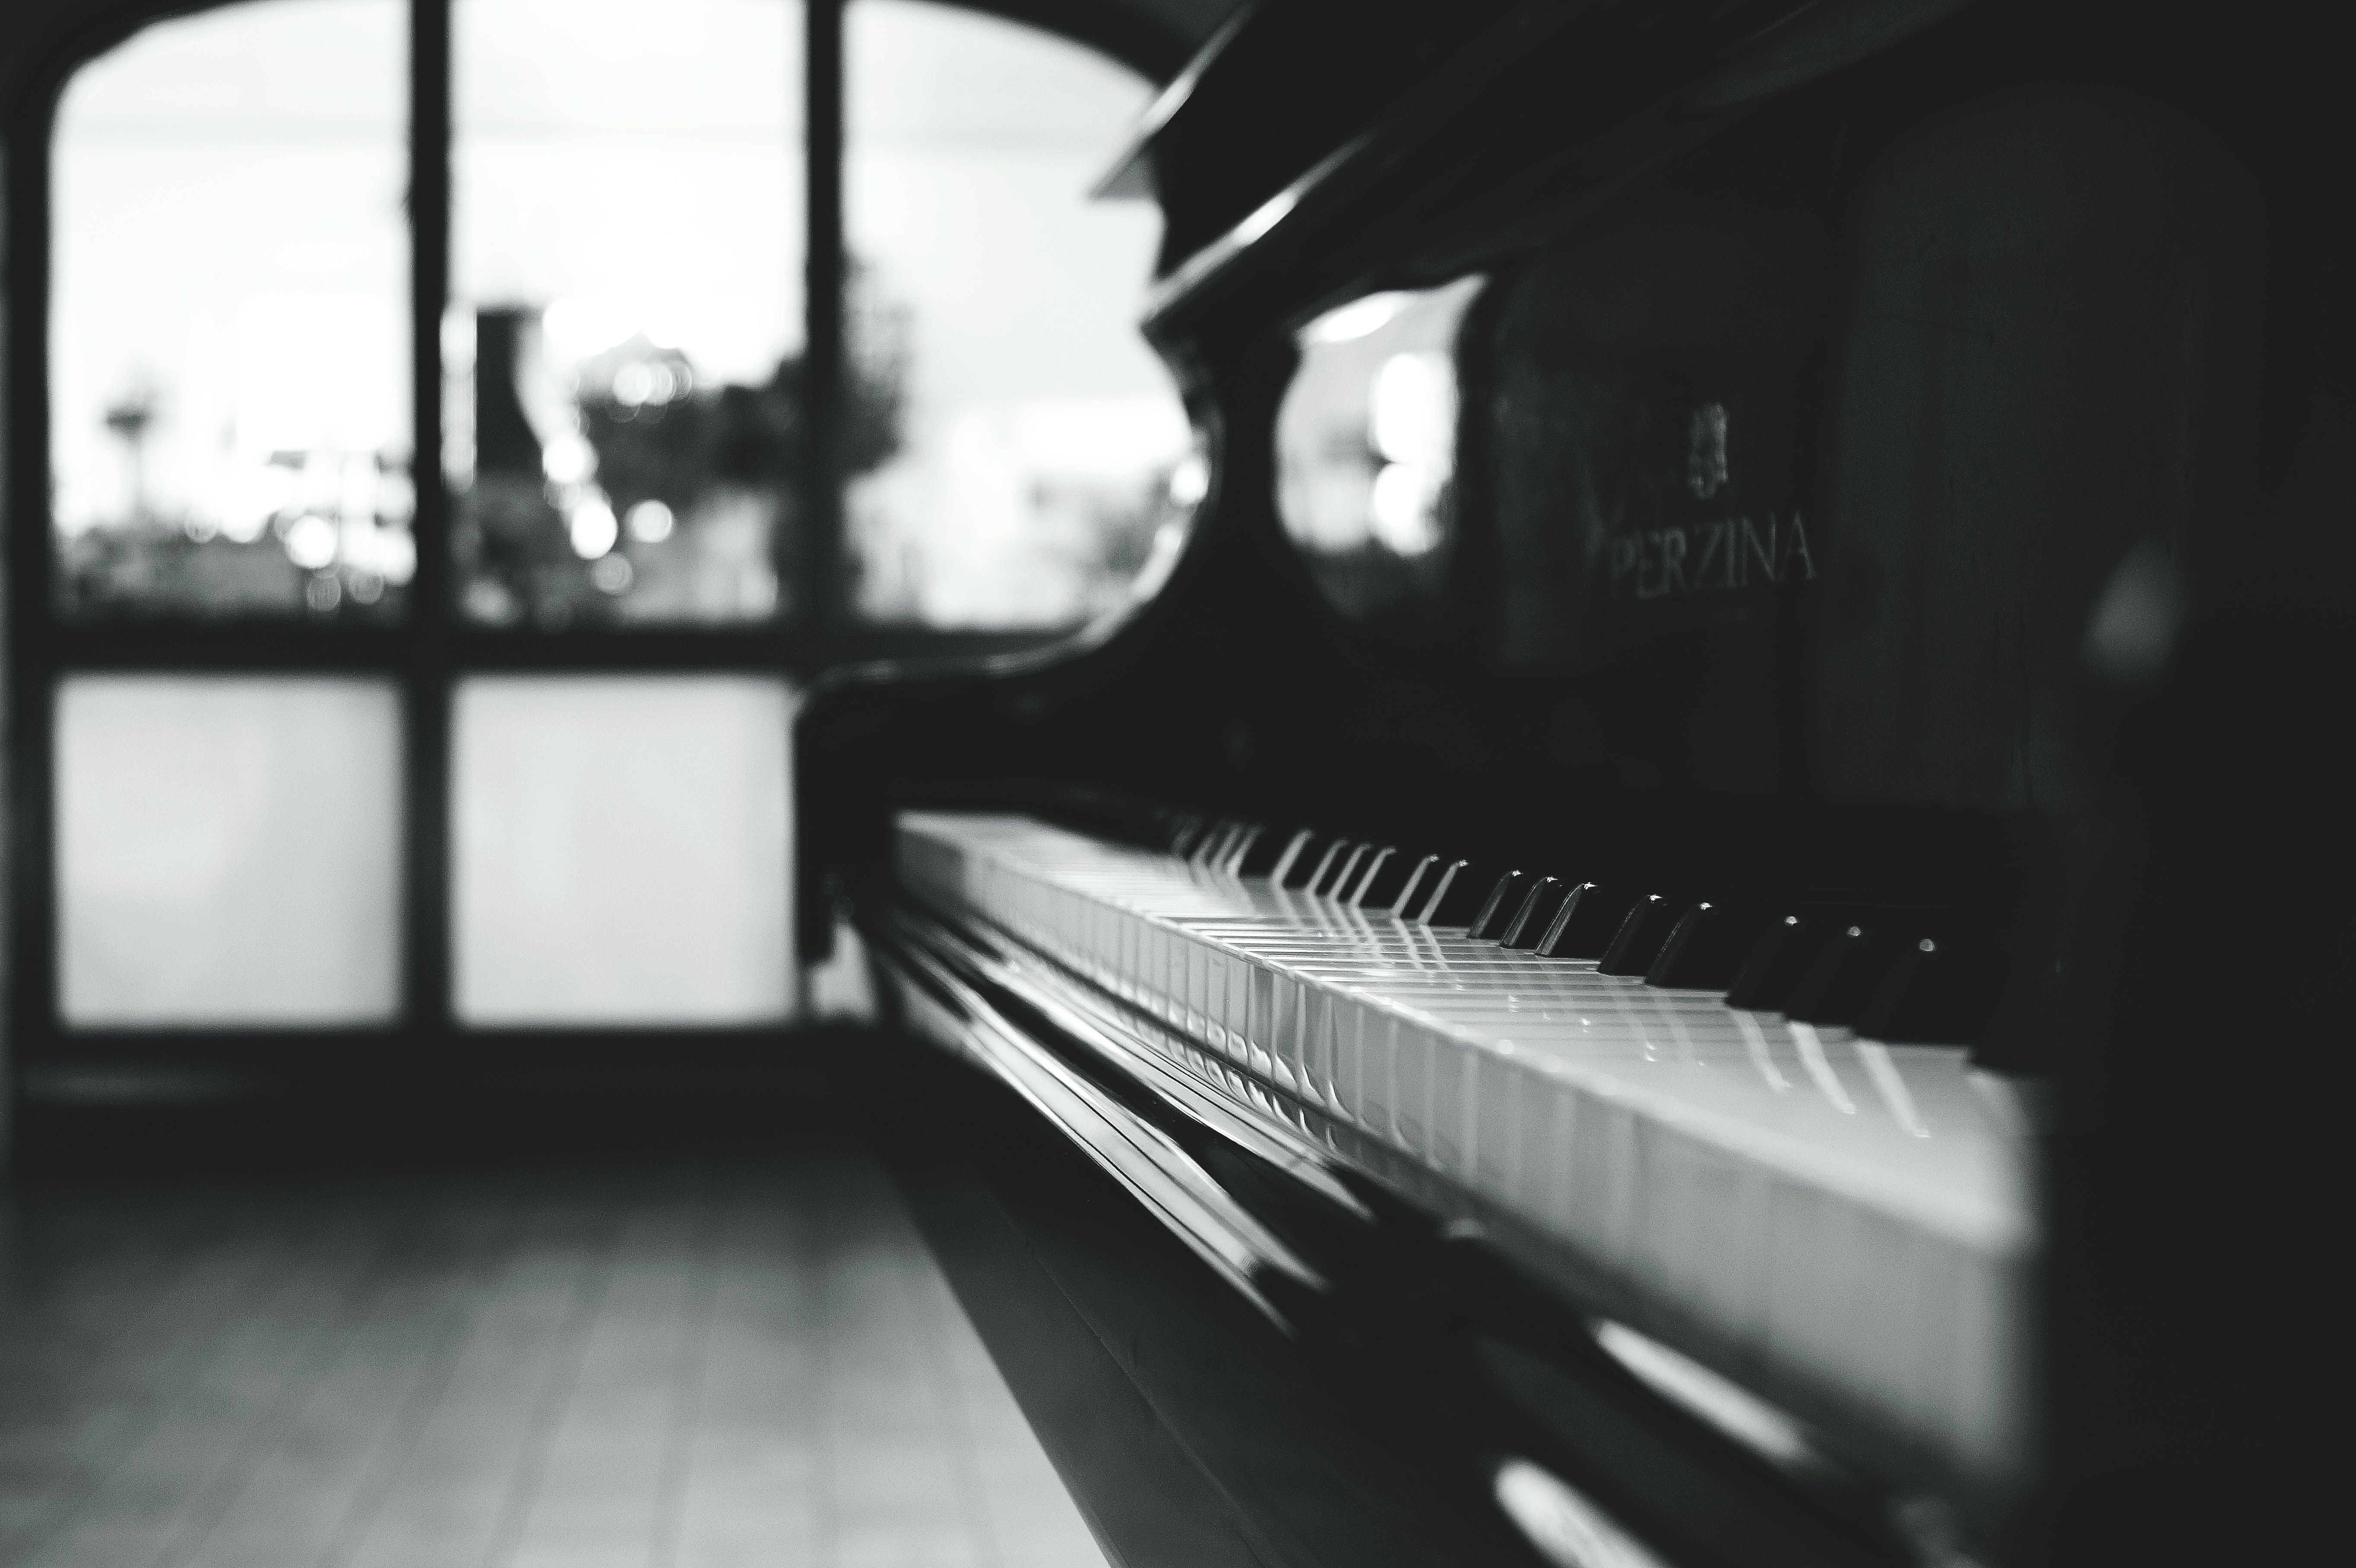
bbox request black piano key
[1282,835,1338,889]
[1535,882,1639,959]
[1165,816,1204,858]
[1467,870,1533,940]
[1257,828,1317,882]
[1597,894,1685,975]
[1316,842,1370,897]
[1220,824,1266,875]
[1343,845,1394,904]
[1387,854,1443,916]
[1499,876,1571,948]
[1350,847,1420,910]
[1295,838,1348,892]
[1856,936,1997,1046]
[1195,820,1240,866]
[1784,924,1902,1026]
[1645,901,1767,989]
[1415,860,1492,925]
[1188,821,1235,868]
[1183,817,1220,859]
[1723,914,1827,1011]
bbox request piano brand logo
[1686,401,1730,500]
[1606,509,1816,603]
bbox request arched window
[10,0,1188,1047]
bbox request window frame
[4,0,1183,1069]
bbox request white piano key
[1363,1006,1409,1152]
[1392,1005,1435,1158]
[1516,1054,1583,1241]
[1470,1040,1523,1198]
[1428,1026,1476,1181]
[1296,979,1332,1109]
[1329,989,1375,1125]
[1222,950,1251,1065]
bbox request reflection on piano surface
[801,1,2348,1564]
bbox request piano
[798,2,2347,1564]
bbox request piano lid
[1104,0,1534,272]
[1136,0,1977,332]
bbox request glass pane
[452,0,805,628]
[846,1,1194,630]
[1276,278,1485,636]
[50,0,413,623]
[452,676,794,1024]
[56,677,404,1026]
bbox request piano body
[799,2,2347,1564]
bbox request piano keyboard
[894,810,2039,1514]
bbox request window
[450,0,808,628]
[10,0,1185,1052]
[846,2,1190,628]
[56,675,404,1024]
[49,0,412,623]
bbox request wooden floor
[0,1078,1110,1568]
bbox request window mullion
[406,0,454,1038]
[804,0,846,660]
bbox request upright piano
[798,2,2348,1563]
